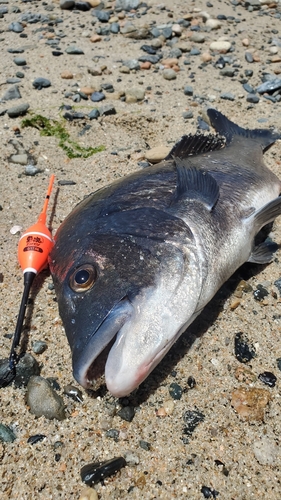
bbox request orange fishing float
[9,174,55,370]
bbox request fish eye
[69,265,97,292]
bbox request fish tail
[207,108,281,151]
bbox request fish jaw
[72,298,134,388]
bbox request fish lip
[72,297,133,389]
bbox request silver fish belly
[49,109,281,397]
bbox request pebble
[0,359,16,388]
[65,46,84,55]
[60,0,75,9]
[123,59,140,70]
[99,104,116,116]
[115,0,140,11]
[258,371,277,388]
[182,409,205,439]
[182,110,193,119]
[9,22,24,33]
[117,406,135,422]
[123,450,140,466]
[87,0,101,8]
[10,154,28,165]
[25,165,41,176]
[61,70,73,79]
[209,40,231,53]
[231,387,270,421]
[26,376,66,420]
[190,33,205,43]
[220,92,235,101]
[163,68,177,80]
[276,358,281,371]
[7,103,30,117]
[0,423,16,443]
[75,1,92,11]
[245,51,254,63]
[125,87,145,102]
[145,145,170,163]
[2,85,21,101]
[247,93,259,103]
[184,85,193,96]
[274,277,281,295]
[169,382,183,400]
[81,457,126,485]
[90,91,105,102]
[106,428,119,440]
[27,434,46,445]
[79,487,99,500]
[33,78,51,90]
[90,34,102,43]
[139,439,151,451]
[253,284,269,301]
[63,384,83,402]
[13,57,27,66]
[187,376,196,388]
[234,331,256,363]
[206,19,221,29]
[14,353,41,388]
[253,436,279,465]
[88,108,100,120]
[256,78,281,94]
[201,486,219,498]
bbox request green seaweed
[21,113,105,159]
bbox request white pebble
[10,225,22,235]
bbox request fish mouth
[72,297,133,390]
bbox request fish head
[49,206,201,397]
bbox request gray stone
[220,67,236,77]
[190,33,205,43]
[14,353,40,388]
[6,78,21,84]
[33,77,51,90]
[126,87,145,102]
[25,165,41,176]
[115,0,140,11]
[10,154,28,165]
[184,85,193,96]
[32,340,48,354]
[0,424,16,443]
[65,46,84,55]
[9,22,24,33]
[2,85,21,101]
[138,55,160,64]
[26,376,66,420]
[123,59,140,70]
[163,68,177,80]
[60,0,75,9]
[7,102,30,118]
[99,104,117,116]
[246,93,259,103]
[256,78,281,94]
[13,57,27,66]
[110,23,120,34]
[182,110,193,119]
[220,92,236,101]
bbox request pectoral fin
[172,161,220,211]
[248,241,279,264]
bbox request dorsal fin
[207,108,281,151]
[165,133,225,160]
[172,160,219,211]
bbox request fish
[49,109,281,397]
